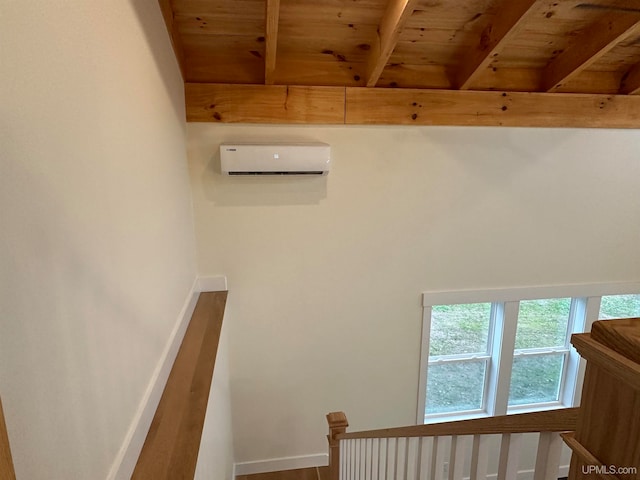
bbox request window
[419,283,640,423]
[508,298,572,407]
[425,303,493,415]
[599,294,640,319]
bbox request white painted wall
[187,124,640,468]
[0,1,197,478]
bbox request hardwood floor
[236,466,330,480]
[235,467,568,480]
[235,467,567,480]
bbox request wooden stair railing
[327,408,578,480]
[0,293,227,480]
[132,291,227,479]
[0,396,16,480]
[563,318,640,480]
[327,412,349,480]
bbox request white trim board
[234,456,567,478]
[197,275,228,292]
[234,453,329,476]
[474,464,569,480]
[423,281,640,306]
[107,277,200,480]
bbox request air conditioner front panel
[220,143,330,175]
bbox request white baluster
[342,439,346,480]
[449,435,469,480]
[352,439,357,480]
[533,432,563,480]
[418,437,433,480]
[406,437,420,480]
[365,439,372,480]
[386,438,397,479]
[497,433,522,480]
[360,439,367,480]
[396,438,407,480]
[372,438,380,480]
[431,437,448,480]
[379,438,388,480]
[344,439,350,480]
[343,439,347,480]
[469,434,489,480]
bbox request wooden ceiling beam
[543,11,640,92]
[455,0,542,90]
[620,62,640,94]
[264,0,280,85]
[346,87,640,127]
[158,0,186,79]
[186,84,346,123]
[365,0,420,87]
[185,83,640,128]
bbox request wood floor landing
[237,466,330,480]
[236,467,565,480]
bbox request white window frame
[425,303,496,417]
[418,282,640,424]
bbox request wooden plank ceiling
[161,0,640,127]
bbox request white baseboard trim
[197,275,228,292]
[234,453,329,476]
[106,277,200,480]
[478,464,569,480]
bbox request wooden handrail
[335,407,578,440]
[0,396,16,480]
[572,327,640,392]
[561,432,621,480]
[132,291,227,479]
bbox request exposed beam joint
[455,0,542,90]
[543,11,640,92]
[264,0,280,85]
[620,62,640,94]
[365,0,420,87]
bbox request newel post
[326,412,348,480]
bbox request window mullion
[487,301,519,416]
[558,297,584,407]
[571,296,602,406]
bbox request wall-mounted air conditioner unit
[220,143,330,176]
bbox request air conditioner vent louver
[220,143,330,176]
[228,171,325,176]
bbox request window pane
[430,303,492,356]
[426,361,486,414]
[599,294,640,319]
[508,354,564,406]
[515,298,570,349]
